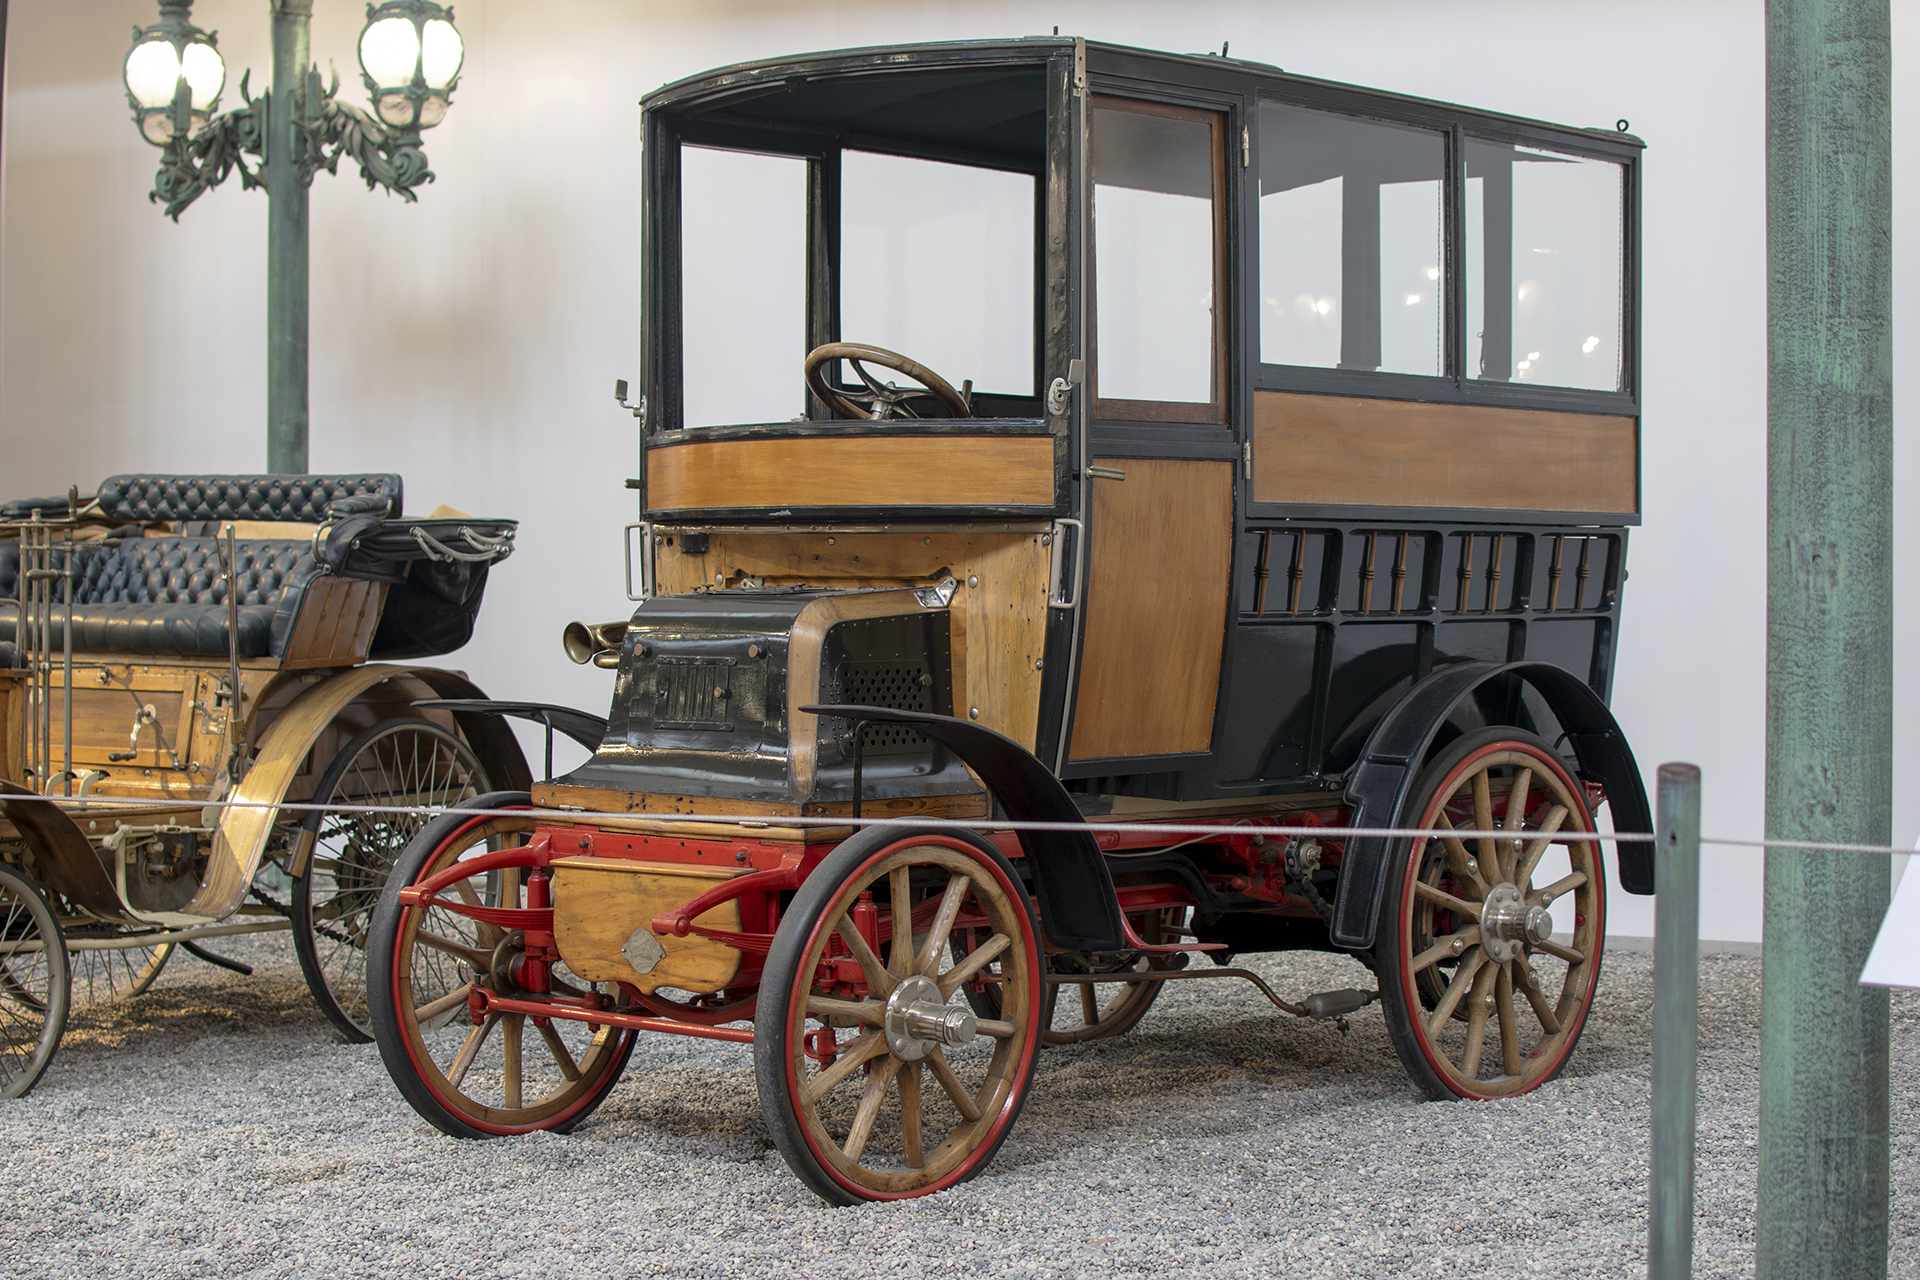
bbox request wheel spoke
[806,995,885,1028]
[914,875,973,976]
[1459,962,1497,1078]
[1530,871,1588,907]
[833,912,895,998]
[899,1062,925,1168]
[1512,805,1569,889]
[1512,954,1562,1035]
[445,1014,496,1090]
[1411,926,1481,974]
[936,932,1008,1000]
[1472,770,1500,881]
[1433,814,1489,898]
[537,1019,582,1082]
[1078,982,1100,1025]
[887,866,914,976]
[1414,880,1482,921]
[1496,965,1522,1077]
[413,982,473,1024]
[1534,938,1586,965]
[802,1030,890,1104]
[1503,766,1534,868]
[413,928,491,971]
[975,1017,1016,1039]
[841,1056,902,1163]
[502,1015,524,1109]
[924,1045,982,1122]
[1425,948,1486,1040]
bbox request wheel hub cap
[1478,882,1552,964]
[883,973,976,1061]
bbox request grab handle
[1047,518,1083,609]
[624,522,653,602]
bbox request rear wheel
[0,864,68,1098]
[754,827,1043,1204]
[294,717,492,1043]
[1372,727,1605,1100]
[367,794,636,1138]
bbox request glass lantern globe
[123,4,225,147]
[358,0,464,132]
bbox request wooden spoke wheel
[754,827,1043,1204]
[294,717,493,1043]
[367,794,636,1138]
[66,937,170,1005]
[960,907,1181,1046]
[1373,727,1605,1100]
[0,864,68,1099]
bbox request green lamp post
[123,0,464,474]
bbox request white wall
[3,0,1913,943]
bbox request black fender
[411,699,609,750]
[0,780,136,921]
[1330,660,1653,951]
[802,705,1126,953]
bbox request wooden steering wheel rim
[803,343,972,420]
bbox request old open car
[366,37,1653,1204]
[0,473,526,1095]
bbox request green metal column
[1762,1,1892,1276]
[265,0,311,474]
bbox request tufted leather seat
[94,473,402,525]
[0,538,321,659]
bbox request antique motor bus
[0,474,525,1095]
[367,38,1652,1205]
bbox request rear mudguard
[0,780,137,922]
[1331,660,1653,951]
[802,704,1126,953]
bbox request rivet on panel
[967,575,979,588]
[969,707,980,720]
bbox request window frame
[1249,86,1641,419]
[1088,93,1230,426]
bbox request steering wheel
[803,343,973,420]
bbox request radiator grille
[838,661,932,754]
[656,660,733,730]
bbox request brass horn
[562,619,630,666]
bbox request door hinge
[1241,440,1252,479]
[1242,126,1250,168]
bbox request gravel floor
[1,934,1912,1279]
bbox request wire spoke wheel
[1374,727,1605,1100]
[0,865,68,1099]
[66,938,170,1005]
[755,828,1042,1204]
[293,717,492,1043]
[367,795,636,1138]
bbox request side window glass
[840,151,1036,396]
[680,145,806,428]
[1257,103,1444,377]
[1092,99,1222,419]
[1466,140,1623,390]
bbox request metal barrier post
[1651,763,1701,1280]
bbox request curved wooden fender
[186,664,529,920]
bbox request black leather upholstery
[0,538,320,659]
[0,496,71,521]
[95,474,403,524]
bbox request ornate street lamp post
[123,1,464,473]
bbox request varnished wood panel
[647,436,1055,512]
[651,528,1051,751]
[1069,459,1234,760]
[550,857,743,994]
[1252,391,1638,515]
[282,578,388,670]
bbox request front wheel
[367,793,636,1138]
[1372,727,1606,1100]
[0,864,69,1099]
[754,826,1044,1204]
[294,717,492,1043]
